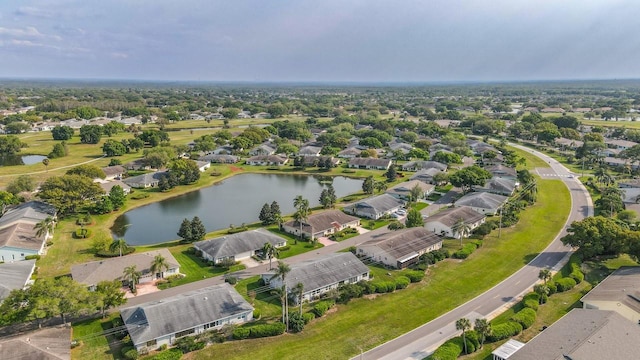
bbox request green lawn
[266,228,324,258]
[71,314,125,360]
[412,202,428,211]
[157,248,246,289]
[235,276,283,319]
[187,179,571,360]
[362,218,392,230]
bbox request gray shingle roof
[101,165,126,178]
[0,259,35,301]
[0,201,56,228]
[343,194,404,216]
[425,206,486,227]
[264,252,369,293]
[283,210,360,234]
[122,171,167,187]
[387,180,434,197]
[474,177,517,194]
[199,154,239,163]
[455,192,508,210]
[484,164,517,177]
[358,228,442,262]
[348,157,392,168]
[121,284,253,346]
[580,266,640,314]
[510,309,640,360]
[71,249,179,286]
[402,161,447,171]
[0,223,45,251]
[194,228,286,260]
[0,326,71,360]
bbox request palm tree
[123,265,141,292]
[474,318,491,349]
[270,261,291,329]
[262,242,279,270]
[109,238,129,257]
[538,268,552,285]
[452,218,471,245]
[293,282,304,314]
[150,254,170,279]
[33,216,55,239]
[455,317,471,355]
[293,196,310,243]
[42,158,49,172]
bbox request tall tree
[561,216,626,259]
[270,201,282,227]
[362,176,375,195]
[177,218,192,242]
[109,238,129,257]
[452,218,472,244]
[38,175,105,215]
[33,216,55,239]
[409,183,423,203]
[405,208,424,228]
[270,261,292,329]
[259,203,273,225]
[150,255,170,278]
[293,195,310,242]
[108,185,126,210]
[449,166,492,193]
[123,265,141,292]
[474,318,491,349]
[293,282,304,314]
[455,317,471,355]
[262,242,279,270]
[385,166,397,182]
[95,280,126,318]
[538,268,552,285]
[190,216,207,242]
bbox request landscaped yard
[71,313,125,360]
[266,227,323,258]
[184,179,572,360]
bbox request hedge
[24,255,41,260]
[146,349,182,360]
[372,281,396,293]
[313,300,335,318]
[232,327,251,340]
[569,262,584,284]
[452,243,478,259]
[547,281,557,294]
[73,228,92,239]
[523,298,539,311]
[248,323,286,338]
[122,347,138,360]
[401,270,425,283]
[96,247,135,257]
[555,277,577,292]
[395,276,410,290]
[430,338,462,360]
[487,321,523,342]
[302,312,315,324]
[511,308,537,329]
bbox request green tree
[6,174,35,195]
[449,166,492,193]
[270,261,292,329]
[33,216,55,239]
[221,108,240,119]
[95,280,126,318]
[474,318,491,349]
[48,142,68,158]
[150,254,170,278]
[66,164,106,179]
[293,282,304,315]
[190,216,206,242]
[177,218,192,242]
[259,203,274,225]
[271,201,283,227]
[456,317,471,355]
[102,121,126,137]
[262,242,279,270]
[452,217,472,244]
[362,175,375,194]
[102,139,127,156]
[319,184,337,209]
[293,195,311,242]
[385,166,397,182]
[108,185,126,210]
[538,268,552,285]
[79,125,103,144]
[109,238,130,257]
[533,284,550,304]
[432,151,462,164]
[51,125,74,140]
[0,135,26,155]
[561,216,627,259]
[405,208,423,228]
[170,159,201,185]
[123,265,141,292]
[42,158,49,172]
[38,175,105,215]
[409,184,423,203]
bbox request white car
[396,209,407,215]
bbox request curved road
[358,146,593,360]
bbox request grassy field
[71,313,125,360]
[183,179,570,360]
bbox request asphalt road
[357,145,594,360]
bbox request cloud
[15,6,54,18]
[0,26,61,41]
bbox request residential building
[424,206,486,238]
[121,284,253,353]
[356,227,442,268]
[0,201,56,262]
[386,180,435,201]
[491,339,525,360]
[124,159,151,171]
[409,168,445,184]
[337,147,362,158]
[604,138,638,150]
[194,228,287,265]
[298,145,323,157]
[71,249,180,290]
[261,252,369,303]
[0,259,36,302]
[484,164,517,180]
[401,160,448,172]
[0,326,71,360]
[101,165,126,180]
[194,160,211,172]
[343,194,405,219]
[348,157,392,170]
[508,309,640,360]
[454,192,508,215]
[199,154,239,164]
[122,171,167,188]
[554,137,584,150]
[281,210,360,239]
[581,266,640,323]
[473,177,517,196]
[98,180,131,195]
[245,155,288,166]
[248,144,275,156]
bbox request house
[484,164,517,180]
[343,194,405,219]
[124,159,151,171]
[245,155,288,166]
[604,138,638,150]
[253,112,271,119]
[0,201,56,262]
[71,249,180,290]
[121,284,253,353]
[298,145,322,157]
[195,160,211,172]
[508,309,640,360]
[581,266,640,323]
[101,165,126,180]
[194,228,287,265]
[261,252,369,303]
[491,339,525,360]
[122,171,167,188]
[0,326,71,360]
[424,206,486,238]
[199,154,239,164]
[98,180,131,195]
[473,177,517,196]
[281,210,360,239]
[348,157,392,170]
[337,147,362,158]
[0,201,57,229]
[388,142,413,155]
[356,227,442,268]
[454,192,508,215]
[248,144,276,156]
[540,107,565,113]
[0,259,36,302]
[554,137,584,150]
[410,168,445,184]
[386,180,435,201]
[300,155,340,167]
[401,160,448,172]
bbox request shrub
[46,240,53,246]
[174,336,205,353]
[452,243,477,259]
[146,349,183,360]
[555,277,577,292]
[430,337,463,360]
[395,276,410,290]
[358,280,377,295]
[130,192,150,200]
[487,321,523,342]
[402,270,425,283]
[288,312,305,333]
[569,263,584,284]
[547,281,557,294]
[278,245,291,251]
[372,281,396,293]
[252,309,261,320]
[313,300,335,317]
[248,323,286,338]
[302,312,315,324]
[338,283,364,304]
[96,247,135,257]
[511,308,537,329]
[122,347,138,360]
[24,255,41,260]
[158,344,168,351]
[465,330,480,351]
[225,276,237,285]
[232,327,250,340]
[73,228,92,239]
[523,299,539,311]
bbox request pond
[0,154,48,166]
[112,173,363,245]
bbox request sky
[0,0,639,83]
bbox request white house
[356,227,442,268]
[581,266,640,324]
[245,155,288,166]
[281,210,360,240]
[261,252,369,303]
[386,180,435,201]
[424,206,486,238]
[0,259,36,302]
[343,194,405,220]
[0,201,56,263]
[454,192,509,216]
[121,284,253,353]
[348,157,392,170]
[194,228,287,265]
